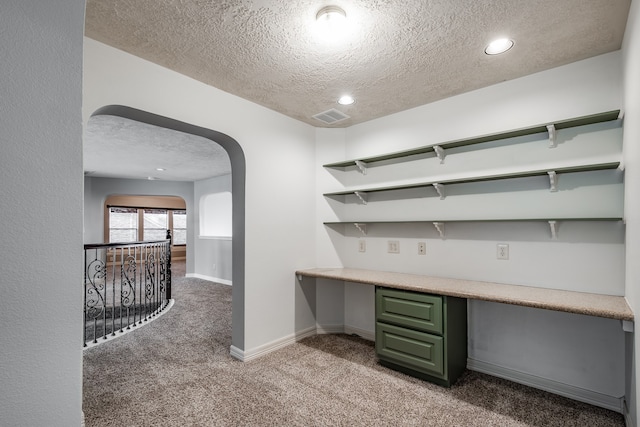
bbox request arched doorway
[90,105,246,352]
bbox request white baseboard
[344,325,375,341]
[316,323,344,335]
[467,358,624,413]
[623,399,634,427]
[230,326,317,362]
[186,273,232,286]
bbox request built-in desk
[295,267,634,322]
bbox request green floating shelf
[324,161,621,199]
[323,110,621,170]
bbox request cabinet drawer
[376,322,444,376]
[376,288,443,334]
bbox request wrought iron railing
[83,232,172,347]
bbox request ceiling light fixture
[156,167,165,171]
[315,5,347,41]
[485,38,514,55]
[316,6,346,24]
[338,95,355,105]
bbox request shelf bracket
[547,124,557,148]
[547,171,558,192]
[432,183,445,200]
[296,273,303,281]
[548,220,558,240]
[433,222,445,238]
[433,145,446,164]
[354,223,367,236]
[354,191,368,205]
[354,160,368,175]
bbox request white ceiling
[83,0,631,181]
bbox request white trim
[186,273,232,286]
[623,399,634,427]
[229,326,317,362]
[344,325,375,341]
[316,323,344,335]
[467,358,624,413]
[198,235,232,240]
[83,299,175,350]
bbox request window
[172,210,187,245]
[143,209,168,241]
[105,196,187,246]
[108,207,138,243]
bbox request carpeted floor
[83,262,625,426]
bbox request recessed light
[156,167,165,171]
[338,95,355,105]
[485,38,514,55]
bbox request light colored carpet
[83,262,625,426]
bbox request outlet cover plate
[388,240,400,254]
[497,243,509,260]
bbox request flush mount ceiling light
[316,5,346,25]
[338,95,355,105]
[315,5,347,41]
[485,38,514,55]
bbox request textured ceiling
[85,115,231,181]
[85,0,630,127]
[83,0,630,181]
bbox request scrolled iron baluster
[144,249,156,321]
[85,256,106,344]
[120,253,136,331]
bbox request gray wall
[0,1,85,425]
[193,174,233,282]
[622,1,640,424]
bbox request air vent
[312,108,350,125]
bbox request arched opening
[89,105,246,352]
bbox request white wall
[0,2,85,426]
[193,174,233,283]
[83,38,317,354]
[623,0,640,425]
[316,52,627,408]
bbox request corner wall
[623,0,640,424]
[0,1,85,425]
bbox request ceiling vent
[312,108,350,125]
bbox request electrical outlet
[359,240,366,253]
[388,240,400,254]
[497,244,509,260]
[418,242,426,255]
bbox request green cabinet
[375,287,467,387]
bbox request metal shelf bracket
[433,222,445,238]
[433,145,446,164]
[354,223,367,236]
[548,171,558,192]
[354,191,368,205]
[355,160,368,175]
[433,183,445,200]
[548,220,558,240]
[547,124,557,148]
